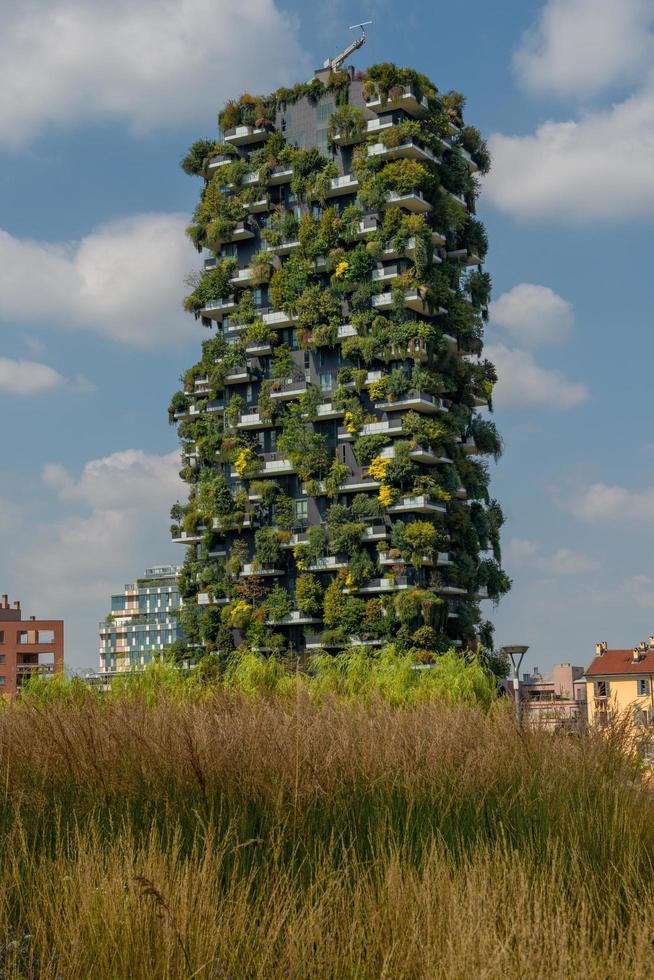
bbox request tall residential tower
[169,61,509,662]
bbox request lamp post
[501,645,529,726]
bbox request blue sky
[1,0,653,673]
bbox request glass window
[0,677,6,685]
[320,373,332,391]
[316,101,335,123]
[0,632,3,644]
[638,678,650,697]
[295,499,308,521]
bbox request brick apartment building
[0,595,64,696]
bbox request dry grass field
[0,661,650,978]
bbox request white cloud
[43,449,182,510]
[505,537,598,575]
[0,357,64,394]
[0,213,199,347]
[514,0,654,98]
[485,84,654,221]
[543,548,599,575]
[11,449,185,664]
[490,284,574,346]
[486,343,589,410]
[505,538,539,563]
[570,482,654,523]
[0,0,308,148]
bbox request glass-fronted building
[98,566,183,673]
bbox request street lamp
[501,645,529,725]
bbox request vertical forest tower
[169,59,510,661]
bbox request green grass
[0,663,650,977]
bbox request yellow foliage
[234,447,254,476]
[334,260,349,279]
[368,455,391,481]
[379,484,395,506]
[344,411,360,435]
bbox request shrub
[295,574,323,616]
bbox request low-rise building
[0,595,64,696]
[585,640,654,730]
[506,663,588,729]
[99,566,183,674]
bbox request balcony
[262,309,297,328]
[371,264,404,285]
[367,139,438,164]
[236,411,273,430]
[224,366,250,384]
[244,195,270,213]
[304,634,384,650]
[341,476,382,493]
[355,215,380,238]
[372,289,427,314]
[386,190,431,213]
[362,522,389,542]
[388,494,447,515]
[356,577,411,593]
[269,378,308,401]
[315,401,345,419]
[245,340,273,357]
[375,391,442,414]
[307,556,348,572]
[342,370,384,389]
[263,237,300,256]
[268,165,294,185]
[212,514,257,531]
[366,117,395,136]
[207,153,234,172]
[224,125,270,146]
[240,563,285,578]
[225,220,255,242]
[379,443,447,466]
[457,145,479,173]
[461,437,478,455]
[172,529,204,545]
[337,323,357,339]
[325,174,359,198]
[200,296,236,321]
[198,593,231,606]
[366,86,429,116]
[338,418,403,441]
[260,455,296,475]
[174,398,225,421]
[381,238,441,265]
[230,267,256,286]
[378,551,433,568]
[432,230,447,247]
[268,610,323,626]
[331,127,365,146]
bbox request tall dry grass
[0,688,650,977]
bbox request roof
[585,649,654,677]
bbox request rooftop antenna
[323,21,373,71]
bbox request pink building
[506,663,588,729]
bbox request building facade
[585,640,654,731]
[0,595,64,696]
[98,566,183,674]
[507,663,588,729]
[168,61,509,657]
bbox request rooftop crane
[323,21,373,71]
